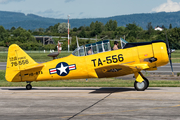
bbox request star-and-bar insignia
[49,68,57,74]
[49,62,76,76]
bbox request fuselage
[18,40,169,82]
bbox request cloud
[0,0,24,4]
[65,0,75,3]
[152,0,180,12]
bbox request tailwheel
[26,84,32,90]
[134,80,147,91]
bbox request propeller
[166,31,174,75]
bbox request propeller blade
[169,55,174,75]
[166,31,174,75]
[166,31,170,54]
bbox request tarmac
[0,87,180,120]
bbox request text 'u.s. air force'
[9,56,29,67]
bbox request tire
[134,80,147,91]
[26,84,32,90]
[143,77,149,89]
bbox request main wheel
[26,84,32,90]
[143,77,149,89]
[134,80,147,91]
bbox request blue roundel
[56,62,69,76]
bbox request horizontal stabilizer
[18,64,44,71]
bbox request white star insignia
[56,63,68,75]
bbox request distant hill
[1,10,180,30]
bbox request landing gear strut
[26,82,32,90]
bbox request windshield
[72,46,85,56]
[72,40,111,56]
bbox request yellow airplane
[5,39,172,91]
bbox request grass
[1,70,180,87]
[171,59,180,63]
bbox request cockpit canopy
[72,40,111,56]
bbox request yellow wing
[94,63,150,78]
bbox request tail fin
[5,44,41,82]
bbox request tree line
[0,20,180,50]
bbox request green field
[1,70,180,87]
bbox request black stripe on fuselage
[123,40,165,49]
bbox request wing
[94,63,150,78]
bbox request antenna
[76,36,80,56]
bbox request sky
[0,0,180,19]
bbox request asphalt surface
[0,87,180,120]
[0,62,6,70]
[1,62,180,74]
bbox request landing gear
[134,80,148,91]
[138,72,149,89]
[134,72,149,91]
[134,77,149,91]
[26,82,32,90]
[143,77,149,89]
